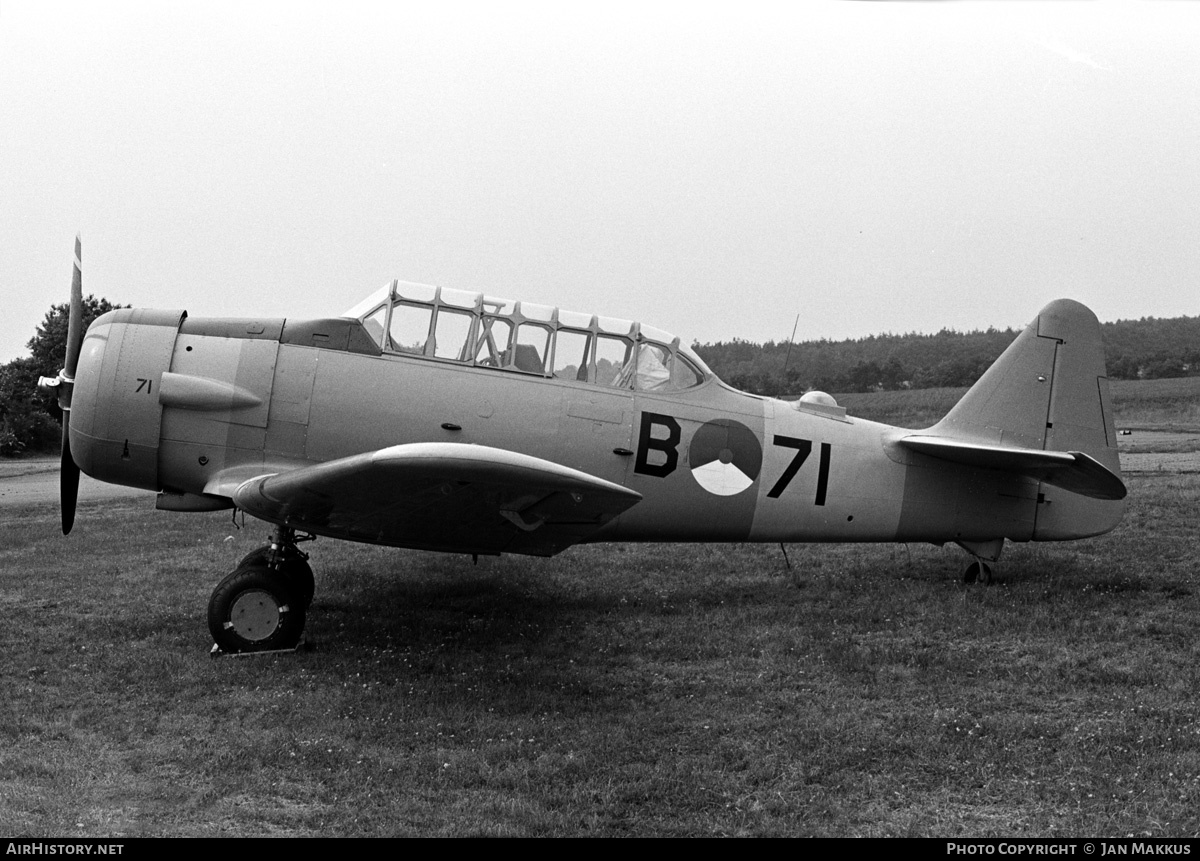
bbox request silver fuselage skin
[68,308,1124,552]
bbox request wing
[231,443,642,557]
[897,435,1127,501]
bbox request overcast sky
[3,1,1199,365]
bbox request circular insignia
[688,419,762,496]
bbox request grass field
[837,375,1200,430]
[2,378,1199,836]
[3,483,1200,836]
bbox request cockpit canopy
[343,280,710,392]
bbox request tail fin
[937,299,1115,450]
[911,299,1124,539]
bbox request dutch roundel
[687,419,763,496]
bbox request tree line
[692,315,1200,398]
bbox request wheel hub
[226,588,283,641]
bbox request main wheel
[208,565,306,653]
[239,546,316,610]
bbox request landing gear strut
[208,525,316,654]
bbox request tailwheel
[208,565,306,654]
[962,560,993,586]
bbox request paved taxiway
[0,458,153,508]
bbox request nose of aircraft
[65,307,185,494]
[66,311,115,479]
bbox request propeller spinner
[37,236,85,534]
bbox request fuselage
[67,304,1118,552]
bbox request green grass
[3,470,1200,836]
[1108,378,1200,430]
[838,376,1200,430]
[835,387,965,428]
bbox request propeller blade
[64,235,84,381]
[59,235,85,534]
[61,411,80,535]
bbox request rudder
[932,299,1123,539]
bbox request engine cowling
[69,308,186,491]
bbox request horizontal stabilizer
[232,442,643,557]
[898,435,1127,501]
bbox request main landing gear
[207,525,316,654]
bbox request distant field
[836,376,1200,431]
[834,387,965,429]
[2,467,1200,836]
[1108,377,1200,430]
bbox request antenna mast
[782,313,800,390]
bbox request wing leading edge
[232,443,643,557]
[897,435,1127,501]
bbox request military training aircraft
[39,238,1126,653]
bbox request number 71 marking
[767,435,830,505]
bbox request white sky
[2,1,1199,365]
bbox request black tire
[238,546,271,569]
[284,558,316,610]
[239,545,316,610]
[208,565,306,653]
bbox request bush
[0,404,60,455]
[0,295,123,457]
[0,423,21,457]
